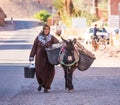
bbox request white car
[84,27,94,44]
[84,27,110,44]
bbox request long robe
[30,34,59,89]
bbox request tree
[64,0,74,16]
[37,0,40,3]
[53,0,74,16]
[95,0,98,17]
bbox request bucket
[24,63,35,78]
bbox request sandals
[37,85,42,91]
[38,85,49,93]
[44,89,49,93]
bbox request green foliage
[34,10,51,22]
[98,1,108,22]
[53,0,99,26]
[98,0,108,10]
[73,0,99,26]
[60,11,72,27]
[80,11,98,26]
[73,0,84,10]
[53,0,64,11]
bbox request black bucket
[24,66,35,78]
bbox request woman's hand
[29,57,34,61]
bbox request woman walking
[29,24,59,93]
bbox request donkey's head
[60,37,79,66]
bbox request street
[0,64,35,98]
[0,20,120,105]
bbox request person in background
[93,24,98,37]
[55,23,62,36]
[29,24,59,93]
[93,24,99,42]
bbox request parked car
[84,27,110,44]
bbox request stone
[0,7,7,26]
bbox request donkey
[58,38,79,93]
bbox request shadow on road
[0,20,45,31]
[0,40,28,43]
[14,20,44,30]
[0,44,32,50]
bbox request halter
[58,45,79,67]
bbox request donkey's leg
[67,71,74,91]
[64,69,69,90]
[68,67,76,92]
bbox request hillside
[0,0,52,19]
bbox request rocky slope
[0,0,52,18]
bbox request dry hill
[0,0,52,19]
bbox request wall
[109,0,120,15]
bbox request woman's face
[43,27,50,35]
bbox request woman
[29,24,59,93]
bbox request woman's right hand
[29,57,34,61]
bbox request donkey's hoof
[68,89,73,93]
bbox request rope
[72,74,78,81]
[58,46,79,67]
[60,59,79,67]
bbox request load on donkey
[46,37,96,93]
[0,7,7,26]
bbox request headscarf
[38,24,52,44]
[40,24,50,36]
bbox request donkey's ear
[73,38,77,44]
[61,36,68,43]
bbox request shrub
[34,10,51,22]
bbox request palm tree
[95,0,98,17]
[64,0,74,16]
[38,0,74,16]
[37,0,40,3]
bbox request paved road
[0,20,120,105]
[0,64,35,98]
[0,65,120,105]
[0,20,41,63]
[0,20,40,97]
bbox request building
[108,0,120,28]
[109,0,120,15]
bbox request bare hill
[0,0,52,19]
